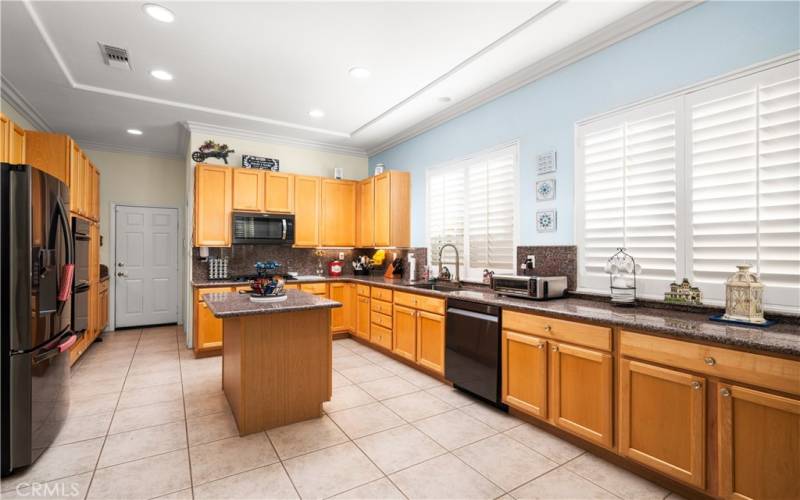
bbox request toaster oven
[490,275,567,300]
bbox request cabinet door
[69,143,82,215]
[0,113,9,162]
[374,172,390,246]
[417,311,445,374]
[293,175,320,247]
[356,177,374,247]
[550,342,613,448]
[194,164,232,246]
[345,284,357,332]
[265,172,294,213]
[84,161,95,221]
[502,330,548,419]
[619,359,705,488]
[718,384,800,500]
[9,121,25,164]
[393,305,416,362]
[356,295,370,340]
[329,283,347,332]
[196,301,223,351]
[99,288,109,331]
[320,179,356,246]
[232,168,264,211]
[92,167,100,221]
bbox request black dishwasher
[444,299,504,406]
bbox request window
[576,61,799,311]
[427,142,518,280]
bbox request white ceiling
[0,1,690,158]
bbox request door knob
[117,261,125,267]
[117,271,128,278]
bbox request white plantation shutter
[427,143,518,279]
[578,60,799,311]
[687,63,800,308]
[577,100,679,295]
[467,150,516,271]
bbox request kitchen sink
[409,282,463,293]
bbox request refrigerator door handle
[30,328,77,363]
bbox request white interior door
[115,206,179,328]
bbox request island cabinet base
[222,309,332,435]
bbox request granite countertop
[203,289,341,319]
[192,276,800,357]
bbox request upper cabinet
[24,131,99,220]
[374,171,410,247]
[294,175,320,247]
[265,172,294,213]
[232,168,265,212]
[1,113,26,165]
[194,163,232,246]
[356,177,375,247]
[320,179,356,247]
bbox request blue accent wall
[369,1,800,247]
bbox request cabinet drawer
[197,287,233,302]
[356,284,370,297]
[394,291,445,315]
[503,310,612,352]
[371,324,392,350]
[371,311,393,329]
[371,287,393,302]
[370,299,393,315]
[300,282,328,295]
[620,330,800,396]
[394,291,417,309]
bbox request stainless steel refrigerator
[2,163,76,476]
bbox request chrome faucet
[438,243,460,286]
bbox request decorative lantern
[722,264,766,324]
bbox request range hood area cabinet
[193,163,411,249]
[356,171,410,248]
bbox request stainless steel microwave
[232,212,295,245]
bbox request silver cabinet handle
[704,357,716,366]
[691,381,702,390]
[720,388,731,397]
[544,325,552,333]
[537,343,545,349]
[551,345,558,352]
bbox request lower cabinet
[501,330,548,419]
[391,292,445,375]
[717,384,800,500]
[416,311,444,374]
[193,287,230,356]
[550,341,613,448]
[355,294,370,340]
[619,359,706,488]
[329,282,355,333]
[392,305,417,361]
[98,280,109,332]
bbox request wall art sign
[242,155,280,171]
[536,178,556,201]
[536,210,557,232]
[537,150,557,175]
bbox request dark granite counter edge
[202,290,341,319]
[192,277,800,357]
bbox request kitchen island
[203,289,341,435]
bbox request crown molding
[76,138,184,160]
[182,121,368,158]
[0,75,52,131]
[365,1,701,157]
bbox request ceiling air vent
[98,43,132,70]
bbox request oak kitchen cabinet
[320,179,356,246]
[501,330,548,419]
[329,282,356,333]
[293,175,320,247]
[194,163,232,246]
[374,171,410,247]
[24,132,98,211]
[232,167,265,211]
[355,285,371,340]
[392,291,446,374]
[265,172,294,213]
[1,113,26,164]
[369,287,393,350]
[356,177,375,247]
[194,287,228,356]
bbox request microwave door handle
[282,219,287,240]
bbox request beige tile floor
[1,326,687,500]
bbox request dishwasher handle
[446,307,499,323]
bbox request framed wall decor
[537,150,557,175]
[536,210,557,232]
[536,178,556,201]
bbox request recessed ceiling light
[308,109,325,118]
[348,67,371,79]
[150,69,173,81]
[143,3,175,23]
[127,129,143,135]
[438,96,452,103]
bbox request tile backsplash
[516,245,577,290]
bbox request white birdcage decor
[722,264,766,324]
[604,248,640,306]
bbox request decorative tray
[249,294,288,303]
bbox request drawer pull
[537,343,545,349]
[544,325,552,333]
[704,357,716,366]
[691,381,702,390]
[551,345,558,352]
[720,388,731,397]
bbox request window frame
[425,140,520,282]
